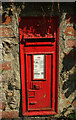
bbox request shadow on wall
[63,70,76,98]
[61,47,76,98]
[66,14,76,29]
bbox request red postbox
[19,17,59,116]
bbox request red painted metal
[19,16,59,116]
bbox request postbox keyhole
[30,82,40,90]
[33,85,40,90]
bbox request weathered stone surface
[0,102,7,110]
[0,62,11,71]
[66,14,76,24]
[65,26,76,36]
[2,38,19,45]
[7,90,13,97]
[2,110,19,118]
[2,16,12,25]
[3,53,14,61]
[66,39,76,48]
[0,27,15,37]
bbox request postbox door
[26,53,53,111]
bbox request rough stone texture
[0,62,11,71]
[66,39,76,48]
[2,16,12,25]
[1,2,20,119]
[65,26,76,36]
[0,27,15,37]
[58,9,76,118]
[1,2,76,119]
[2,111,19,118]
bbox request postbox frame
[19,16,59,116]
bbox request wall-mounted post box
[19,17,59,116]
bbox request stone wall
[0,3,20,118]
[0,2,76,119]
[58,13,76,118]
